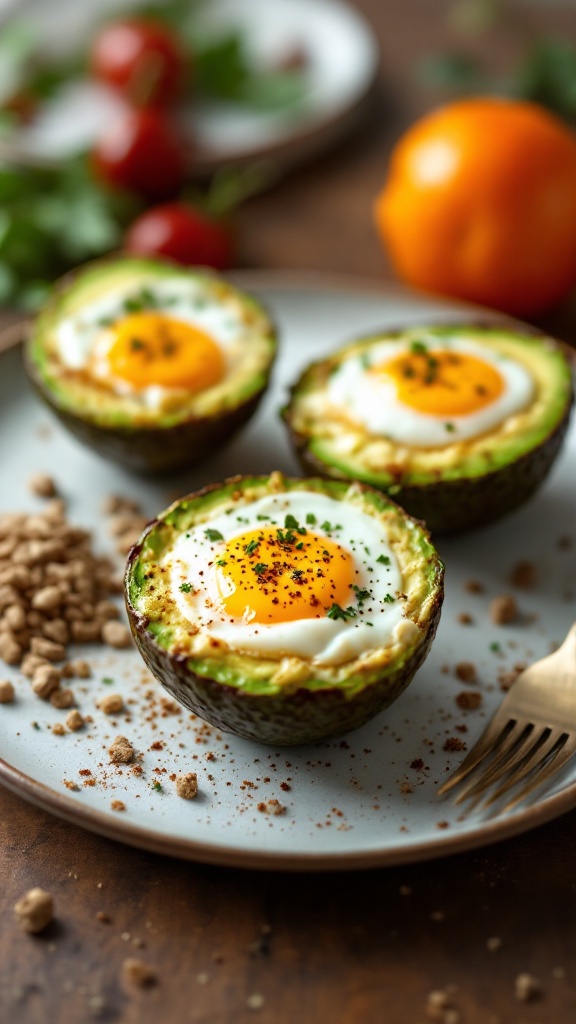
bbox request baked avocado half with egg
[282,324,573,535]
[125,472,444,745]
[25,256,277,473]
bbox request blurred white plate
[0,272,575,870]
[1,0,379,174]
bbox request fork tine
[452,721,534,805]
[499,733,576,812]
[480,728,563,808]
[436,710,514,796]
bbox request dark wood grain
[2,2,576,1022]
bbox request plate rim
[5,0,380,177]
[1,268,575,871]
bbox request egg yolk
[374,348,504,416]
[215,527,355,623]
[105,312,225,391]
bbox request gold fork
[438,622,576,813]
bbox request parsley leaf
[179,582,194,593]
[205,528,224,542]
[327,603,357,621]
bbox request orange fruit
[375,98,576,317]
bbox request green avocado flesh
[125,473,444,745]
[25,256,277,473]
[283,324,574,535]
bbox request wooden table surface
[1,2,576,1022]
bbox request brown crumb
[175,772,198,800]
[14,887,53,934]
[52,722,66,736]
[65,709,84,732]
[49,687,75,709]
[97,693,124,715]
[122,957,157,988]
[454,661,477,683]
[464,579,484,594]
[96,911,112,924]
[487,936,502,952]
[455,691,482,710]
[0,679,15,703]
[514,972,541,1002]
[257,799,286,816]
[111,800,126,812]
[101,621,132,649]
[490,594,518,625]
[69,659,91,678]
[400,782,413,794]
[443,738,466,752]
[28,473,57,498]
[510,561,537,588]
[31,664,61,699]
[109,735,134,764]
[498,668,522,691]
[457,612,474,625]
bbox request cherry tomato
[90,18,185,107]
[124,203,234,270]
[92,109,186,200]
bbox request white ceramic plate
[1,272,575,870]
[1,0,378,175]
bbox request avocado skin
[127,595,442,746]
[124,474,444,746]
[25,358,267,475]
[24,255,277,475]
[290,408,571,536]
[282,325,574,536]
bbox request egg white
[54,278,247,408]
[167,491,406,667]
[326,334,534,448]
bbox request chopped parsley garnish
[123,287,159,314]
[254,562,268,575]
[205,528,224,542]
[410,339,428,355]
[130,337,146,351]
[244,538,260,555]
[216,559,227,567]
[102,676,114,685]
[321,521,342,533]
[32,721,40,730]
[377,554,391,565]
[445,422,456,432]
[179,582,194,593]
[276,528,296,544]
[382,594,395,604]
[295,541,304,550]
[352,585,371,605]
[306,512,317,525]
[327,603,357,621]
[490,641,502,653]
[257,514,270,521]
[284,513,306,534]
[152,781,163,793]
